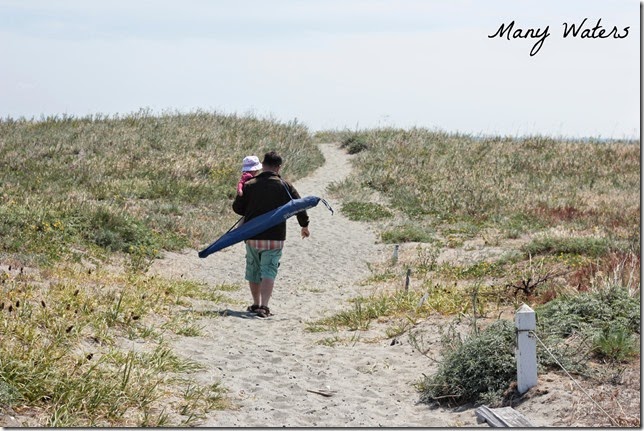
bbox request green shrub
[419,320,517,406]
[341,201,392,221]
[381,224,433,243]
[522,236,614,258]
[536,284,640,338]
[85,208,158,254]
[535,283,640,371]
[340,135,369,154]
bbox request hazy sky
[0,0,639,138]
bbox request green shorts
[244,244,283,283]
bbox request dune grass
[0,262,237,426]
[1,116,639,423]
[320,129,639,252]
[316,127,639,312]
[0,110,322,426]
[313,128,640,412]
[0,110,323,267]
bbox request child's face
[249,169,260,176]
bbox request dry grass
[0,110,322,426]
[313,128,639,417]
[0,110,324,267]
[1,119,639,425]
[322,129,639,250]
[0,260,239,426]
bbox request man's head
[262,151,283,172]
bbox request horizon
[0,107,639,143]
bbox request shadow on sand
[188,308,258,319]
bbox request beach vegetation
[0,262,236,426]
[521,235,619,258]
[381,224,434,243]
[1,115,639,424]
[0,110,323,267]
[418,261,639,407]
[322,128,638,246]
[340,201,393,221]
[0,110,322,426]
[340,134,369,154]
[317,128,639,416]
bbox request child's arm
[237,172,253,196]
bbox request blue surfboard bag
[198,195,333,258]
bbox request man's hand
[301,227,310,239]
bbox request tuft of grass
[592,326,638,363]
[0,264,228,426]
[309,289,430,332]
[437,260,505,280]
[341,201,393,221]
[309,281,506,335]
[178,382,228,425]
[340,134,369,154]
[381,224,434,243]
[522,235,616,258]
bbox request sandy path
[149,144,485,427]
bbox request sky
[0,0,640,139]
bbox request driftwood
[475,405,534,427]
[507,269,568,297]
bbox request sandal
[246,304,260,313]
[256,305,272,318]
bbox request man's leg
[257,248,282,311]
[245,244,262,309]
[249,281,261,306]
[259,278,274,307]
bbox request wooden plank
[494,407,534,427]
[475,405,534,427]
[475,406,505,427]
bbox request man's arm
[288,183,310,228]
[232,191,247,216]
[301,226,310,238]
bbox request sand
[148,143,637,427]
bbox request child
[237,155,262,196]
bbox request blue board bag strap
[280,177,295,200]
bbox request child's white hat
[242,156,262,172]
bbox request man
[232,151,310,318]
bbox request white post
[515,304,537,394]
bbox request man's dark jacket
[232,171,309,241]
